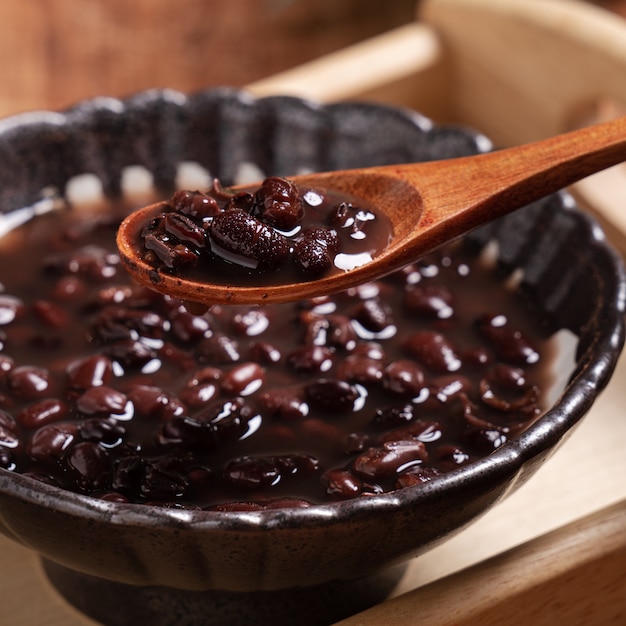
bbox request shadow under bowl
[0,88,624,626]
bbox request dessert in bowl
[0,89,623,625]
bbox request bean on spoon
[116,116,626,306]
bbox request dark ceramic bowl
[0,89,624,626]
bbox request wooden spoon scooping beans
[117,117,626,306]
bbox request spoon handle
[387,115,626,259]
[411,116,626,224]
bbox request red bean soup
[135,176,393,285]
[0,184,561,511]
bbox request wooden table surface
[0,0,622,119]
[0,0,416,119]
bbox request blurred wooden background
[0,0,414,117]
[0,0,622,118]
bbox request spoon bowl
[117,116,626,305]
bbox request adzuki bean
[0,192,556,509]
[138,176,392,286]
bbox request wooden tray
[2,1,626,624]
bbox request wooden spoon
[117,116,626,306]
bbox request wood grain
[248,22,450,120]
[337,499,626,626]
[0,0,415,118]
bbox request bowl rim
[0,88,624,532]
